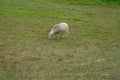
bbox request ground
[0,0,120,80]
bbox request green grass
[0,0,120,80]
[49,0,120,6]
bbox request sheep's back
[52,23,68,30]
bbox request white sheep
[49,22,69,39]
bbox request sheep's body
[49,22,69,39]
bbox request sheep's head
[49,31,54,39]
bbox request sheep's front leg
[63,31,68,37]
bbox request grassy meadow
[0,0,120,80]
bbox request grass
[0,0,120,80]
[49,0,120,6]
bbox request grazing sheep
[49,22,69,39]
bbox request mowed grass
[0,0,120,80]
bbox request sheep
[49,22,69,39]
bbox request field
[0,0,120,80]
